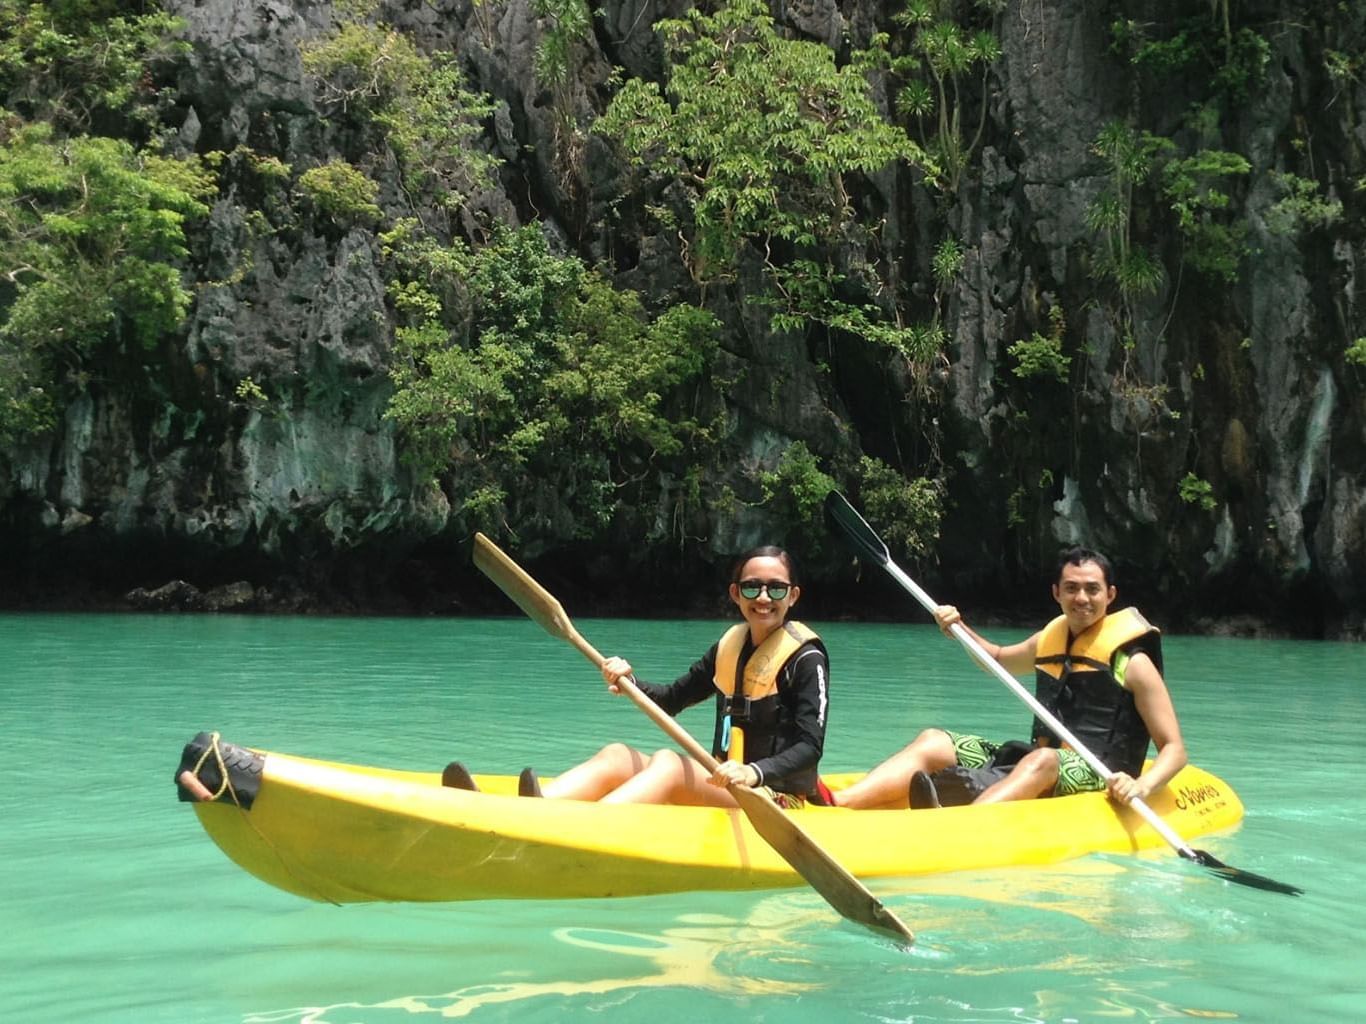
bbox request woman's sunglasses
[737,579,792,601]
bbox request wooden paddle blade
[824,491,890,566]
[1183,848,1304,896]
[733,786,915,944]
[473,533,576,645]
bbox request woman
[539,546,830,806]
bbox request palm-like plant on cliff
[890,0,1002,196]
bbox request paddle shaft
[559,626,726,773]
[471,533,916,942]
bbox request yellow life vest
[1033,606,1162,776]
[713,620,821,699]
[712,620,821,766]
[1036,606,1158,683]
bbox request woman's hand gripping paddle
[472,532,916,943]
[823,491,1303,897]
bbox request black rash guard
[635,635,829,796]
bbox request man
[833,547,1186,809]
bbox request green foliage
[596,0,926,348]
[0,338,54,444]
[531,0,589,93]
[1089,120,1250,289]
[932,237,964,286]
[1346,338,1366,367]
[1160,148,1250,281]
[1005,485,1027,527]
[897,321,948,366]
[385,225,720,536]
[1324,48,1359,85]
[516,0,592,182]
[0,0,187,133]
[301,22,496,210]
[1087,121,1170,300]
[530,0,592,179]
[759,442,837,528]
[235,376,268,405]
[1122,27,1200,74]
[297,160,382,224]
[1084,119,1251,426]
[1178,472,1217,511]
[857,455,942,558]
[1112,14,1268,101]
[236,147,291,182]
[1111,246,1165,297]
[1008,306,1070,382]
[1265,172,1343,235]
[1211,29,1270,99]
[1100,6,1268,308]
[0,118,214,442]
[889,0,1001,192]
[763,259,939,359]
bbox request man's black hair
[1055,547,1115,588]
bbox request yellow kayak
[174,732,1245,904]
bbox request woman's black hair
[730,545,799,584]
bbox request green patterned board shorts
[944,731,1105,797]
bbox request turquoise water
[2,612,1361,1023]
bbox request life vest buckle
[722,695,753,722]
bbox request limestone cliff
[0,0,1361,636]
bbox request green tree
[297,160,382,224]
[301,22,496,218]
[1086,120,1170,307]
[1265,171,1343,236]
[1008,306,1070,382]
[759,441,838,534]
[597,0,929,349]
[1086,119,1249,373]
[530,0,592,183]
[0,119,214,443]
[0,0,187,134]
[1161,147,1250,281]
[385,225,720,539]
[857,455,943,558]
[1178,472,1217,511]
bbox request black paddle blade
[1182,847,1304,896]
[824,491,890,566]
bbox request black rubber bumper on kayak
[175,731,264,808]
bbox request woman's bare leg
[541,743,647,801]
[601,749,739,807]
[833,728,958,809]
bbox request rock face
[0,0,1362,637]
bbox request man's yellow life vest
[1033,606,1163,776]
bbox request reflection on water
[243,907,826,1022]
[240,868,1254,1024]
